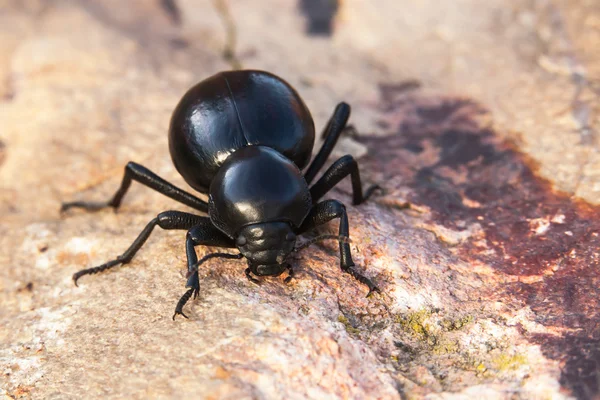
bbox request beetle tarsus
[172,310,189,320]
[173,288,195,320]
[72,258,123,286]
[363,184,384,203]
[343,265,379,297]
[61,201,112,213]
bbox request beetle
[61,70,380,319]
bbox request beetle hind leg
[61,161,208,214]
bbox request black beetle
[62,70,380,319]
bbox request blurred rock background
[1,0,599,398]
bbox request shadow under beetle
[62,70,381,319]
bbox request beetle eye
[236,235,247,246]
[286,232,296,241]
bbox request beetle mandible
[62,70,381,319]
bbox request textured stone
[1,0,599,399]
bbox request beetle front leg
[297,200,380,296]
[244,266,260,284]
[72,210,207,285]
[284,264,294,283]
[173,223,235,320]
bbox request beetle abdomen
[208,146,312,238]
[169,70,315,193]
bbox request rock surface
[1,0,599,398]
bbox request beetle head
[236,222,296,276]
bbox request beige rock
[2,0,598,399]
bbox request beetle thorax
[207,146,312,239]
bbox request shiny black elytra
[62,70,380,319]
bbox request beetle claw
[172,310,189,320]
[362,184,384,204]
[366,286,381,298]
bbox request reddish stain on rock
[361,87,600,399]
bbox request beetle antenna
[188,252,244,276]
[294,235,352,253]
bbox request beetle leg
[284,264,294,284]
[304,103,350,184]
[173,222,235,320]
[173,289,195,319]
[244,267,261,284]
[309,155,381,205]
[297,200,380,297]
[61,161,208,214]
[72,210,206,286]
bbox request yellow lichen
[432,339,460,355]
[440,315,474,331]
[395,309,476,362]
[492,353,527,372]
[395,309,434,339]
[338,315,360,335]
[396,310,474,340]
